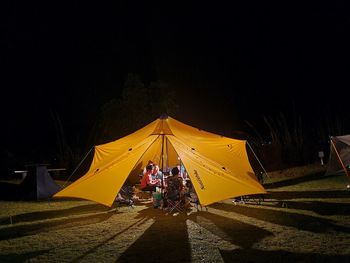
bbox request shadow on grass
[219,248,349,263]
[211,203,350,233]
[0,203,111,225]
[264,172,341,189]
[0,249,51,263]
[71,217,148,263]
[188,211,273,249]
[263,200,350,216]
[0,210,116,241]
[117,205,273,262]
[117,207,191,263]
[265,190,350,200]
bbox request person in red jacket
[140,164,161,192]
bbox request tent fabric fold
[54,115,266,207]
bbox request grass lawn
[0,164,349,262]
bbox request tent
[0,164,61,201]
[20,164,61,200]
[325,135,350,182]
[54,115,266,207]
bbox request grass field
[0,165,349,262]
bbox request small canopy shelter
[54,115,266,207]
[0,165,61,201]
[20,164,61,200]
[325,135,350,183]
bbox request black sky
[1,1,350,165]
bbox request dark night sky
[1,1,350,165]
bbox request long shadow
[71,217,148,263]
[211,203,350,233]
[117,207,192,263]
[0,210,116,241]
[0,249,51,263]
[264,172,338,189]
[188,211,273,249]
[219,248,349,263]
[263,200,350,216]
[0,203,111,225]
[265,190,350,200]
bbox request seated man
[140,164,161,192]
[165,166,184,201]
[151,164,164,186]
[164,166,185,212]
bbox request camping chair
[166,193,185,213]
[164,185,186,213]
[115,185,134,208]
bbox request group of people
[139,160,197,210]
[139,161,163,192]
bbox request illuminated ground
[0,170,349,262]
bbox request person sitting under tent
[164,166,185,212]
[151,164,164,187]
[140,164,161,192]
[180,164,189,181]
[142,160,154,176]
[184,179,206,211]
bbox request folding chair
[115,185,135,208]
[166,195,185,213]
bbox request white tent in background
[325,135,350,184]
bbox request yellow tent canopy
[54,115,266,207]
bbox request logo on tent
[193,169,205,190]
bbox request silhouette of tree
[93,73,178,144]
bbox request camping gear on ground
[152,191,162,208]
[54,115,266,207]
